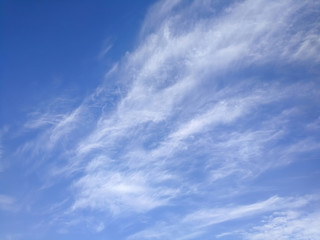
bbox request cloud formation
[4,0,320,239]
[63,0,320,217]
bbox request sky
[1,0,320,239]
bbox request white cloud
[25,104,84,145]
[98,43,113,60]
[71,167,177,214]
[129,195,318,240]
[139,0,183,37]
[182,195,314,227]
[64,0,320,217]
[75,0,319,158]
[11,0,320,235]
[244,210,320,240]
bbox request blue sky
[1,0,320,239]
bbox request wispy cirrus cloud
[70,156,178,214]
[243,210,320,240]
[7,0,320,238]
[129,194,319,240]
[49,0,320,217]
